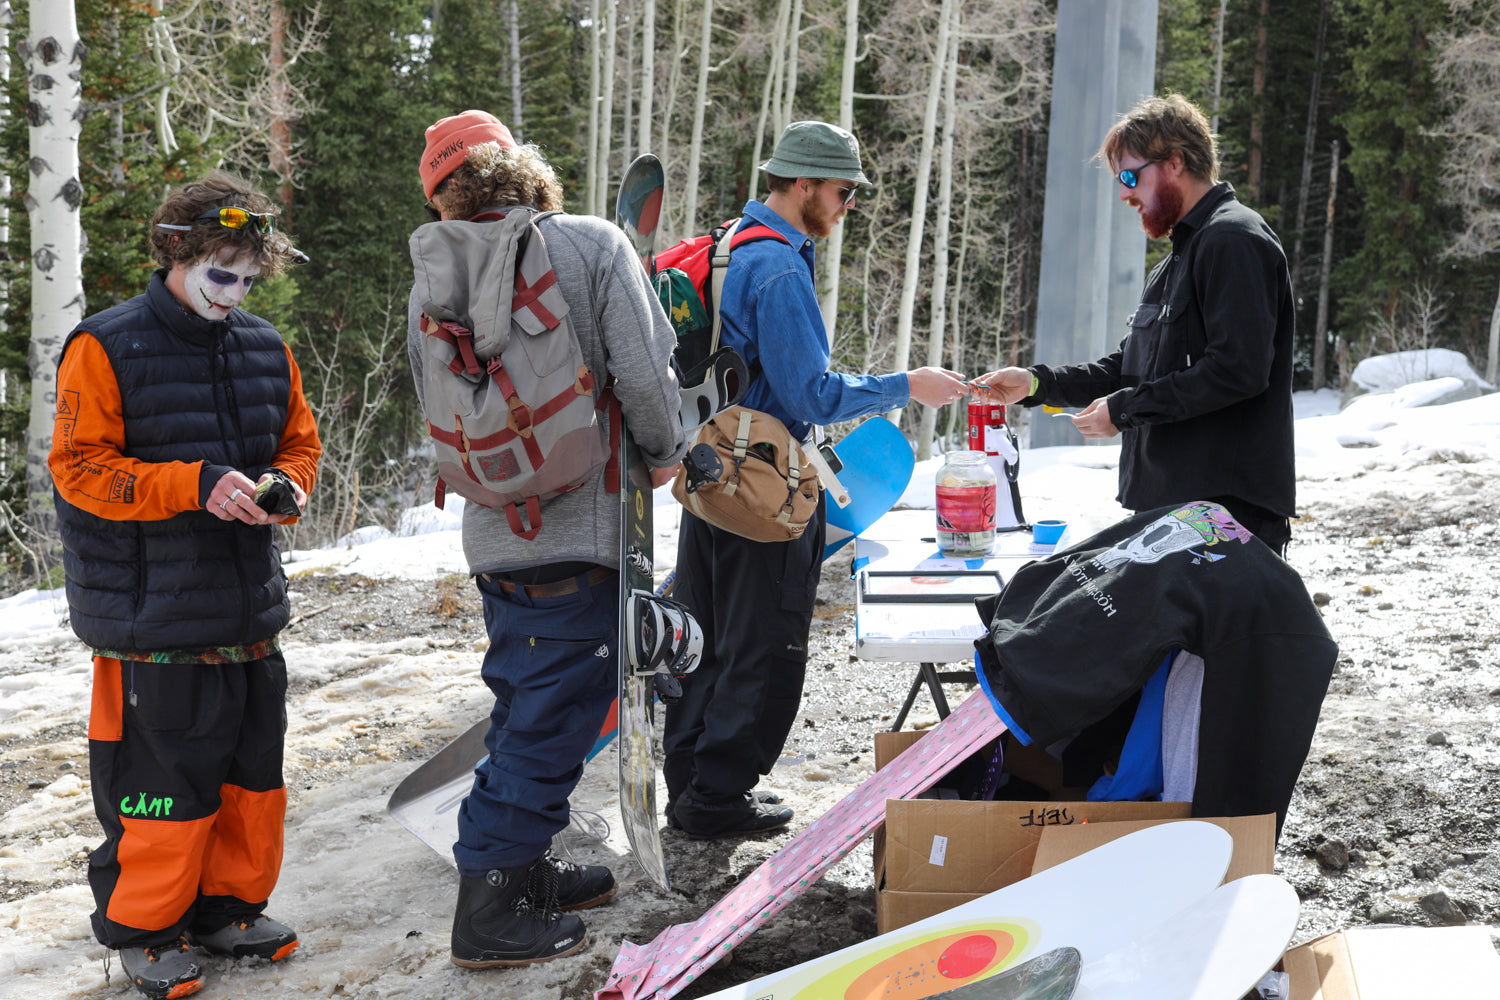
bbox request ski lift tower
[1030,1,1158,448]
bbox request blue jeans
[454,571,618,875]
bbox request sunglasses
[1115,161,1160,190]
[830,182,860,207]
[424,198,442,222]
[157,207,277,234]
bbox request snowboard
[615,152,672,892]
[598,690,1012,1000]
[1069,873,1298,1000]
[387,698,622,865]
[678,821,1236,1000]
[823,415,918,560]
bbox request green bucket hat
[759,121,872,188]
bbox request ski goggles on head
[1114,161,1160,190]
[157,207,276,234]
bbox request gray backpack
[410,209,610,539]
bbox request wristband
[1029,372,1040,398]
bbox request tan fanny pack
[672,405,849,543]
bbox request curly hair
[149,171,301,276]
[1097,93,1220,183]
[433,142,564,219]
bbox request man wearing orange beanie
[408,110,686,968]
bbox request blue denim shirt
[717,200,909,440]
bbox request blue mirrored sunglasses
[1115,161,1160,190]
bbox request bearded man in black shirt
[976,93,1295,556]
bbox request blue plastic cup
[1032,519,1067,545]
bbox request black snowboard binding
[624,590,705,702]
[677,346,750,432]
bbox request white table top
[852,508,1055,662]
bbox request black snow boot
[451,865,588,968]
[117,935,204,999]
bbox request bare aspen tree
[682,0,713,235]
[145,0,326,183]
[1,0,10,337]
[1211,0,1227,134]
[638,0,656,154]
[1435,4,1500,384]
[1289,0,1330,304]
[23,0,85,549]
[916,10,962,460]
[657,0,686,216]
[857,0,1050,429]
[147,1,180,151]
[596,0,619,214]
[587,0,601,215]
[1314,139,1340,387]
[507,0,524,141]
[0,1,10,486]
[747,0,793,203]
[780,0,803,131]
[622,6,635,165]
[817,0,860,344]
[889,0,956,397]
[270,1,294,206]
[767,0,788,142]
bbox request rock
[1369,901,1403,923]
[1418,890,1468,926]
[1316,839,1351,870]
[1426,732,1449,746]
[1313,592,1331,607]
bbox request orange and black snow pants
[87,654,289,949]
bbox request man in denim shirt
[664,121,968,838]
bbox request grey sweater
[407,210,686,576]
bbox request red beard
[1138,178,1185,240]
[801,191,839,239]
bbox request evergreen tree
[1334,0,1450,334]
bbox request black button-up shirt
[1029,182,1296,518]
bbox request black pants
[663,497,826,807]
[1204,495,1291,558]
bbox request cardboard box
[1031,813,1277,885]
[1282,926,1500,999]
[872,729,1192,933]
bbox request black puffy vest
[56,272,293,653]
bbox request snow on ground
[2,354,1498,998]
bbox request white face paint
[180,252,261,320]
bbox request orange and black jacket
[50,271,321,654]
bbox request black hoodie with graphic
[974,502,1336,833]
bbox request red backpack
[652,217,789,383]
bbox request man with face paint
[972,94,1296,556]
[49,172,320,1000]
